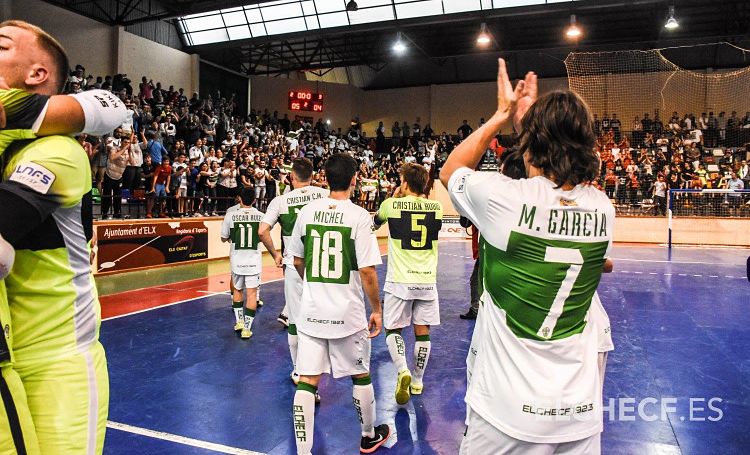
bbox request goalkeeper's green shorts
[15,342,109,455]
[0,364,40,455]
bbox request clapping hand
[494,58,537,132]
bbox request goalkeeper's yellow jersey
[0,88,49,367]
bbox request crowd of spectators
[66,63,748,220]
[589,110,749,216]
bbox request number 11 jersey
[221,206,265,276]
[287,198,382,339]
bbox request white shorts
[296,329,371,379]
[590,293,614,353]
[460,408,601,455]
[232,272,260,290]
[383,292,440,330]
[284,264,303,325]
[177,187,187,197]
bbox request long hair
[516,90,598,187]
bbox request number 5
[411,214,427,248]
[537,247,584,340]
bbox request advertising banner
[439,215,467,238]
[96,221,209,273]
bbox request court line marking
[611,257,745,266]
[102,252,389,322]
[106,421,266,455]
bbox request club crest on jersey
[541,327,551,338]
[9,162,56,194]
[559,198,578,207]
[329,204,337,210]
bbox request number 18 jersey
[287,198,382,339]
[448,168,615,443]
[221,206,265,276]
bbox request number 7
[537,247,584,340]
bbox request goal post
[667,189,750,249]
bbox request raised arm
[439,59,536,186]
[37,90,127,137]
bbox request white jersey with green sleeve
[375,195,442,299]
[261,186,329,266]
[221,207,264,276]
[448,167,615,444]
[287,198,382,339]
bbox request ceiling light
[392,32,406,54]
[477,23,491,46]
[566,14,582,38]
[664,6,679,29]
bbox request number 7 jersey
[221,206,265,276]
[448,167,615,443]
[287,198,382,339]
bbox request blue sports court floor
[101,241,750,454]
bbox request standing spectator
[124,131,144,193]
[150,156,172,218]
[457,120,473,140]
[391,121,401,148]
[217,159,238,213]
[652,174,668,216]
[101,136,131,219]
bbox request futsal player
[258,157,328,385]
[0,20,129,454]
[287,153,390,454]
[373,163,443,404]
[441,59,615,453]
[221,188,278,339]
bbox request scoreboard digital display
[288,91,324,112]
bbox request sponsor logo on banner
[96,221,209,273]
[439,215,467,238]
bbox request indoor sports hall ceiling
[43,0,750,89]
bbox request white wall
[117,28,198,94]
[1,0,199,94]
[4,0,116,77]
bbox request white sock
[232,302,243,323]
[386,331,409,373]
[293,385,316,455]
[413,337,431,384]
[244,308,255,330]
[288,326,299,374]
[352,379,376,438]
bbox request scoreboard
[288,90,324,112]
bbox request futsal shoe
[257,299,264,307]
[410,383,423,396]
[460,307,478,320]
[233,321,244,332]
[277,313,289,327]
[315,391,321,404]
[290,371,300,385]
[395,370,412,405]
[240,328,253,339]
[360,424,391,454]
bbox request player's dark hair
[516,90,598,187]
[0,20,69,94]
[239,187,256,206]
[500,148,527,180]
[400,163,429,195]
[292,157,314,182]
[325,153,358,192]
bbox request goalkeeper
[0,20,127,455]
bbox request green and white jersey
[448,167,614,443]
[287,198,381,339]
[261,185,329,266]
[2,136,99,364]
[0,89,49,154]
[375,195,442,299]
[221,206,264,276]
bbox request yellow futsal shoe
[234,321,244,332]
[395,370,412,405]
[240,328,253,339]
[410,383,423,396]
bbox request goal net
[667,189,750,247]
[564,44,750,145]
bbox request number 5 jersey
[448,167,615,443]
[287,198,382,339]
[221,206,265,276]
